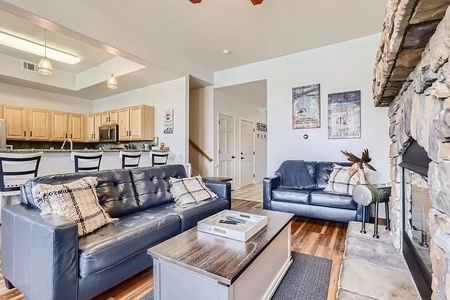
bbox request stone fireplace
[374,1,450,299]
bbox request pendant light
[38,29,53,75]
[107,58,118,89]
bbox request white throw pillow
[324,165,360,195]
[169,176,218,205]
[34,177,117,237]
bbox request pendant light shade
[38,57,53,75]
[107,73,118,89]
[38,29,53,75]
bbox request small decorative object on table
[198,210,267,242]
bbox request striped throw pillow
[324,165,360,195]
[35,177,117,236]
[169,176,218,205]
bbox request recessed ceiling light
[0,30,81,65]
[223,49,231,55]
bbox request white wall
[189,87,215,177]
[0,82,92,114]
[93,77,189,165]
[214,33,391,184]
[213,88,267,187]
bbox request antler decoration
[341,149,376,184]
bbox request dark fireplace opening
[400,140,432,300]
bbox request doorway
[239,119,255,188]
[218,113,235,188]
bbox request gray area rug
[141,251,331,300]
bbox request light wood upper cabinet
[85,113,101,142]
[4,105,28,140]
[69,114,84,142]
[28,108,50,140]
[101,110,118,125]
[118,105,154,141]
[118,108,130,140]
[51,112,68,141]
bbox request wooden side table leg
[373,203,379,239]
[385,201,390,230]
[360,206,367,234]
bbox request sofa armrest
[205,182,231,208]
[2,204,79,300]
[263,176,280,210]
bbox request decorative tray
[197,210,268,242]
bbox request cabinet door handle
[30,131,32,137]
[71,134,73,138]
[65,133,67,138]
[24,131,26,136]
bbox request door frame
[217,112,236,185]
[239,118,256,188]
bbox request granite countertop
[0,149,153,153]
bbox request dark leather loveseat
[1,164,230,300]
[263,161,367,223]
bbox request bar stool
[71,151,103,172]
[0,152,43,222]
[119,151,142,169]
[150,151,169,166]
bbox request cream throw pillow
[324,165,360,195]
[35,177,116,236]
[169,176,218,205]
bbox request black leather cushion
[316,161,352,190]
[21,169,139,218]
[310,190,357,210]
[150,198,230,231]
[78,210,180,278]
[270,200,311,218]
[131,165,187,210]
[272,188,311,204]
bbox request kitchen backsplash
[7,140,157,151]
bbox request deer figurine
[341,149,376,184]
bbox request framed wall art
[292,84,321,129]
[328,90,361,139]
[163,109,174,134]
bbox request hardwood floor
[0,199,347,300]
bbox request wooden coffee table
[147,209,293,300]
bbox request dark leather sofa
[263,161,368,223]
[1,164,230,300]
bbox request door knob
[241,157,245,159]
[231,156,235,159]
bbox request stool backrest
[0,152,43,192]
[119,151,142,169]
[71,151,103,172]
[150,152,169,166]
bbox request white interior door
[218,114,235,188]
[240,119,255,187]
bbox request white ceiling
[0,0,387,99]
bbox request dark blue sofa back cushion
[21,169,139,218]
[130,164,187,210]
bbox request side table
[202,177,233,183]
[352,184,392,238]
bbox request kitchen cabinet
[3,106,50,141]
[118,105,154,141]
[69,114,84,142]
[3,105,27,140]
[50,112,84,142]
[101,110,118,125]
[28,108,50,140]
[85,113,102,142]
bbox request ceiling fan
[189,0,263,5]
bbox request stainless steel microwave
[99,124,119,142]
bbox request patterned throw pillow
[324,165,360,195]
[169,176,218,205]
[34,177,117,237]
